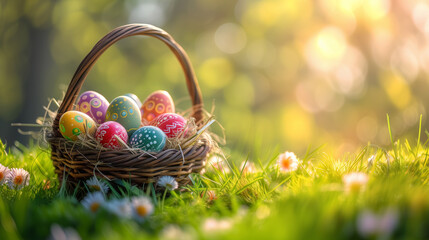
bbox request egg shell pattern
[76,91,109,124]
[59,111,97,141]
[150,113,186,138]
[141,90,175,124]
[130,126,167,152]
[105,96,142,136]
[95,121,128,150]
[124,93,142,108]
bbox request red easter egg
[150,113,186,138]
[141,90,175,124]
[95,121,128,149]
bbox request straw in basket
[47,24,213,191]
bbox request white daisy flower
[201,190,217,202]
[49,224,81,240]
[357,209,399,237]
[160,224,195,240]
[378,209,399,236]
[157,176,178,190]
[0,164,10,185]
[202,218,232,232]
[343,172,369,193]
[240,161,256,174]
[104,199,132,218]
[131,196,154,222]
[277,151,299,173]
[208,155,230,173]
[85,176,109,193]
[6,168,30,190]
[81,192,105,213]
[367,155,376,168]
[356,210,378,236]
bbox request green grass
[1,134,429,240]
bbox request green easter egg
[105,96,141,136]
[130,126,167,152]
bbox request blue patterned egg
[129,126,167,152]
[105,96,141,136]
[123,93,142,108]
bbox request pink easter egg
[141,90,175,124]
[149,113,186,138]
[76,91,109,124]
[95,121,128,149]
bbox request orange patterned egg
[59,111,97,141]
[141,90,175,124]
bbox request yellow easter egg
[59,111,97,141]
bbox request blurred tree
[0,0,55,145]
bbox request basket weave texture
[48,24,211,188]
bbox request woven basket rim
[49,23,213,189]
[47,133,211,155]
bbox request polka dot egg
[59,111,97,141]
[95,121,128,150]
[105,96,142,136]
[130,126,167,152]
[76,91,109,124]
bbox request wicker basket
[48,24,211,190]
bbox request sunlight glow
[390,41,420,82]
[198,58,234,89]
[128,1,167,26]
[362,0,391,21]
[215,23,247,54]
[381,72,412,109]
[305,27,348,72]
[356,116,378,141]
[281,106,314,145]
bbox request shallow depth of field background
[1,0,429,154]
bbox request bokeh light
[2,0,429,155]
[215,23,247,54]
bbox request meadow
[2,1,429,239]
[1,119,429,239]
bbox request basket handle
[52,24,204,137]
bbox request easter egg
[141,90,175,124]
[150,113,186,138]
[105,96,141,136]
[76,91,109,124]
[59,111,97,141]
[95,121,128,150]
[124,93,142,108]
[130,126,167,152]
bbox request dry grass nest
[15,97,224,160]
